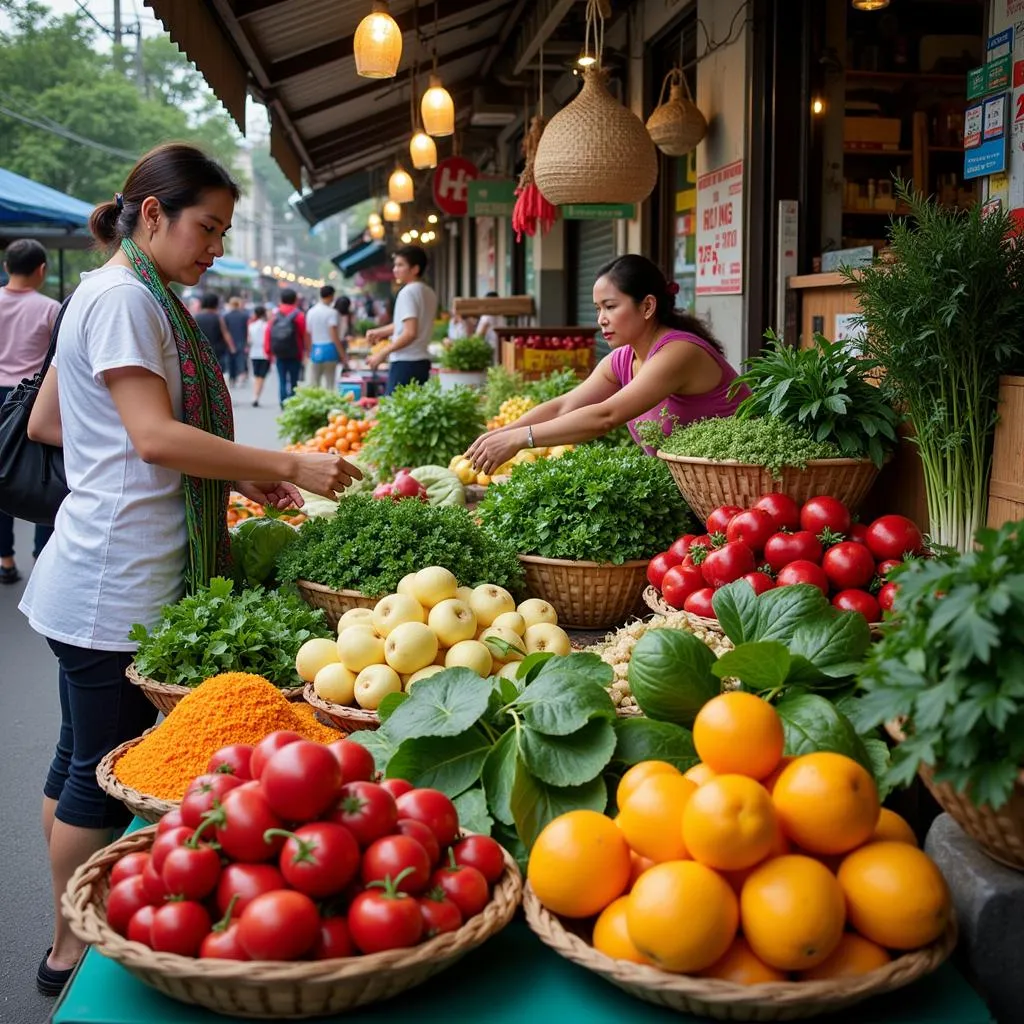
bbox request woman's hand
[236,480,304,510]
[466,426,529,476]
[288,454,363,501]
[366,350,387,370]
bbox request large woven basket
[295,579,379,631]
[886,721,1024,871]
[95,730,177,824]
[303,683,380,734]
[523,884,956,1021]
[656,453,882,523]
[126,663,305,716]
[519,554,649,630]
[642,585,723,634]
[646,68,707,156]
[63,825,523,1019]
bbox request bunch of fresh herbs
[439,335,494,373]
[276,386,356,445]
[276,494,523,597]
[483,367,527,419]
[524,367,580,405]
[129,577,330,687]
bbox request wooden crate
[452,295,535,318]
[988,375,1024,526]
[497,328,596,381]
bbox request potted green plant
[438,335,494,391]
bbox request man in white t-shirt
[365,245,438,395]
[306,284,346,391]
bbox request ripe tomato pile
[647,493,925,624]
[104,733,507,961]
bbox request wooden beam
[512,0,575,75]
[231,0,289,17]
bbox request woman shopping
[467,254,746,474]
[20,143,360,996]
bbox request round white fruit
[480,625,526,664]
[411,565,458,608]
[428,598,477,647]
[492,611,526,636]
[336,625,386,673]
[517,598,558,628]
[455,585,475,605]
[397,572,419,599]
[295,637,341,682]
[405,664,446,691]
[354,664,402,709]
[372,593,425,637]
[469,584,516,627]
[313,662,357,705]
[336,607,374,634]
[497,661,521,682]
[445,639,493,676]
[524,622,571,656]
[384,620,439,675]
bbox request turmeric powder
[115,672,339,800]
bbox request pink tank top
[610,330,748,454]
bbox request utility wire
[0,102,139,161]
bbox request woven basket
[641,585,723,634]
[523,883,956,1020]
[95,730,178,824]
[533,66,658,206]
[63,826,523,1019]
[646,69,706,156]
[886,721,1024,871]
[303,683,380,734]
[519,554,649,630]
[295,579,379,631]
[125,663,305,716]
[656,453,882,523]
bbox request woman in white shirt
[247,304,270,406]
[21,143,360,995]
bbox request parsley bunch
[276,386,358,445]
[439,335,494,372]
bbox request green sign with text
[467,179,516,216]
[968,56,1012,99]
[561,203,636,220]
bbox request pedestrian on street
[307,284,346,392]
[0,238,60,582]
[20,143,361,998]
[264,286,307,405]
[247,304,271,406]
[193,291,235,380]
[223,294,250,385]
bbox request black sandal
[36,947,75,997]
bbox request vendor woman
[466,254,746,475]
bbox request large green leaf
[626,629,719,725]
[611,717,698,771]
[775,692,873,775]
[512,655,615,736]
[753,585,831,643]
[510,763,607,850]
[385,729,491,796]
[712,641,791,691]
[347,728,401,772]
[453,788,494,836]
[382,668,492,740]
[519,719,617,787]
[789,611,870,680]
[481,728,518,826]
[712,579,761,645]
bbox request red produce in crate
[668,534,698,562]
[754,493,801,531]
[764,531,822,573]
[661,564,706,609]
[647,551,679,590]
[725,509,777,553]
[833,589,881,622]
[706,505,744,534]
[866,515,924,561]
[740,571,776,595]
[878,581,900,612]
[876,558,902,577]
[822,541,876,591]
[683,588,717,619]
[800,496,852,537]
[847,522,870,545]
[776,560,830,595]
[702,541,756,589]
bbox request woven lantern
[354,1,402,79]
[383,199,402,222]
[388,166,414,203]
[410,131,437,170]
[533,65,658,205]
[368,221,385,240]
[421,75,455,137]
[646,68,707,156]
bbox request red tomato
[430,860,490,919]
[379,778,414,799]
[683,588,717,619]
[215,863,287,917]
[328,781,399,848]
[110,852,151,889]
[690,533,716,551]
[419,891,463,937]
[646,551,678,591]
[348,886,424,954]
[397,818,441,865]
[725,509,777,553]
[150,901,211,957]
[832,589,881,621]
[706,505,744,534]
[800,496,852,537]
[248,730,303,780]
[328,738,376,783]
[161,843,222,901]
[213,785,285,863]
[763,531,822,573]
[660,564,705,609]
[847,522,870,545]
[200,923,250,960]
[261,741,342,822]
[275,822,361,898]
[150,826,193,874]
[180,773,244,829]
[238,890,321,961]
[126,904,156,947]
[312,916,355,960]
[361,834,433,894]
[395,789,460,847]
[106,876,153,937]
[141,862,168,904]
[776,560,830,594]
[667,534,697,562]
[822,541,876,591]
[878,581,899,612]
[701,541,756,589]
[876,558,902,577]
[156,807,185,835]
[753,492,800,531]
[866,515,924,561]
[206,743,254,780]
[451,835,505,885]
[740,571,775,596]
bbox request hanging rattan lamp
[388,166,414,203]
[383,199,402,222]
[354,1,402,79]
[646,68,707,156]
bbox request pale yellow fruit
[336,625,386,673]
[384,621,439,675]
[524,622,571,656]
[428,598,477,647]
[313,662,357,705]
[480,625,526,664]
[354,664,402,709]
[445,639,493,676]
[336,607,374,634]
[455,586,475,605]
[517,598,558,628]
[372,593,425,637]
[497,661,522,681]
[396,573,419,599]
[412,566,459,608]
[295,638,341,682]
[492,611,527,636]
[469,584,516,627]
[405,664,446,690]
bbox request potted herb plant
[438,335,494,391]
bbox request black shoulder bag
[0,299,71,526]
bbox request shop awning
[332,239,388,279]
[290,171,374,228]
[0,167,94,227]
[207,255,260,281]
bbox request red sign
[433,157,479,217]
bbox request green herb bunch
[852,523,1024,809]
[276,494,523,597]
[731,331,899,467]
[483,367,527,419]
[276,386,359,445]
[439,335,494,372]
[478,445,692,563]
[129,577,331,687]
[645,415,842,477]
[524,367,580,405]
[362,378,484,476]
[355,319,378,336]
[432,317,452,342]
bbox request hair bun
[666,281,680,297]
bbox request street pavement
[0,386,283,1023]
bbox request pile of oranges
[284,412,375,456]
[226,493,306,528]
[528,692,952,984]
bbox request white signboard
[696,159,744,296]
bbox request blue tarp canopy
[207,256,259,281]
[0,167,94,227]
[332,239,387,279]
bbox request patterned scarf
[121,238,234,592]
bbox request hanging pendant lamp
[410,131,438,170]
[354,1,403,79]
[367,212,382,228]
[368,221,386,240]
[421,75,455,136]
[851,0,889,8]
[389,166,414,203]
[383,199,402,222]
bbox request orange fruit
[870,808,918,847]
[682,775,778,871]
[692,692,784,780]
[617,774,697,863]
[527,810,631,919]
[592,896,650,964]
[771,753,880,855]
[799,933,891,980]
[761,755,795,794]
[740,854,846,971]
[627,860,738,973]
[627,851,656,890]
[837,841,951,950]
[683,762,717,786]
[699,936,789,985]
[721,821,791,893]
[616,760,681,808]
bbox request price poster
[696,159,744,296]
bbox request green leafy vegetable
[276,386,358,444]
[482,367,527,419]
[524,368,580,405]
[230,517,299,588]
[409,465,466,506]
[439,335,494,372]
[627,629,720,724]
[610,717,698,773]
[775,692,874,777]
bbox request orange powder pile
[115,672,339,800]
